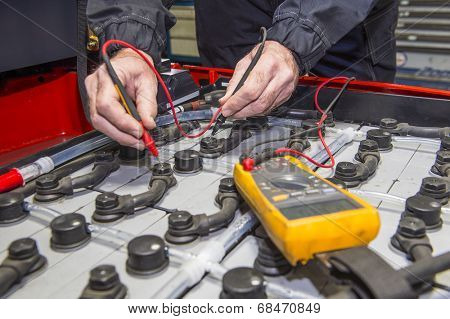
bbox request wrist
[265,40,300,75]
[263,41,301,75]
[113,48,153,64]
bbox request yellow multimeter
[234,156,380,265]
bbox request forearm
[87,0,176,65]
[267,0,379,74]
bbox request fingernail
[137,142,145,150]
[136,127,143,138]
[219,96,228,105]
[148,117,156,129]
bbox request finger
[270,85,295,111]
[232,79,280,119]
[91,113,144,150]
[219,55,251,105]
[95,74,143,138]
[135,73,158,130]
[220,45,263,106]
[221,57,273,117]
[220,65,248,104]
[85,74,99,119]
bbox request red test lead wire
[272,76,352,170]
[103,40,346,167]
[102,39,223,140]
[313,76,350,114]
[312,76,352,169]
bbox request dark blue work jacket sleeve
[266,0,379,74]
[87,0,176,64]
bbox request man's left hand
[220,41,299,118]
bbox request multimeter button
[272,194,289,202]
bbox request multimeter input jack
[93,163,177,223]
[164,178,241,244]
[34,152,119,203]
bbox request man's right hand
[85,48,158,150]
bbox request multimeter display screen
[280,198,360,220]
[250,157,364,221]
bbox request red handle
[0,169,24,193]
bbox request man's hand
[220,41,299,118]
[85,48,158,149]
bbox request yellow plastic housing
[233,156,380,265]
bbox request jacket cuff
[91,13,175,66]
[267,13,331,74]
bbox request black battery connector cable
[164,178,241,245]
[33,152,119,203]
[92,163,177,223]
[330,139,381,188]
[211,27,268,136]
[0,238,47,297]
